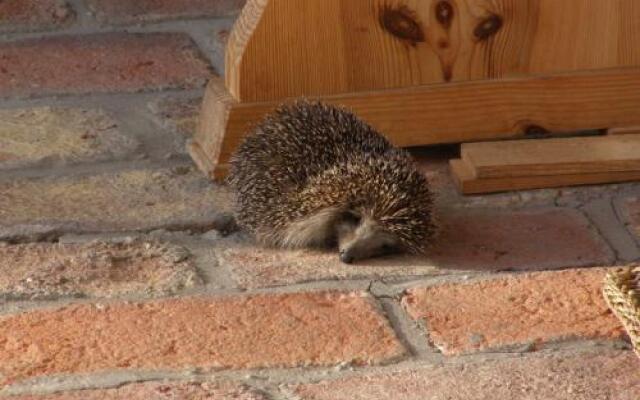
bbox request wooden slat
[188,76,241,181]
[192,67,640,180]
[227,0,640,102]
[461,135,640,179]
[608,127,640,135]
[450,159,640,195]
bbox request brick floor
[6,381,267,400]
[292,350,640,400]
[220,207,615,289]
[618,196,640,241]
[219,244,463,289]
[0,33,212,98]
[0,240,199,300]
[429,207,614,271]
[0,166,232,237]
[402,268,625,355]
[148,96,201,137]
[0,292,404,385]
[0,107,138,170]
[87,0,245,24]
[0,2,637,398]
[0,0,73,33]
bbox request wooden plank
[192,67,640,180]
[461,135,640,179]
[188,76,242,181]
[450,159,640,195]
[608,127,640,135]
[227,0,640,102]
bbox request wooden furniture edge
[194,67,640,180]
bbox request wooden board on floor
[461,135,640,179]
[192,67,640,180]
[227,0,640,102]
[608,127,640,135]
[450,159,640,195]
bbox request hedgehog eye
[341,211,361,225]
[381,244,394,253]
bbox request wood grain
[608,127,640,136]
[461,135,640,178]
[450,159,640,195]
[188,76,240,181]
[226,0,640,102]
[193,67,640,179]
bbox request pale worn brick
[0,292,404,385]
[0,107,138,170]
[429,208,614,271]
[0,166,232,238]
[213,27,231,55]
[402,268,625,355]
[0,0,73,33]
[219,243,463,289]
[0,240,199,300]
[0,33,212,98]
[220,207,612,288]
[292,350,640,400]
[619,196,640,241]
[149,97,201,137]
[6,381,266,399]
[88,0,245,24]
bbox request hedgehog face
[336,211,401,264]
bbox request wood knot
[524,124,551,138]
[379,4,425,47]
[435,1,454,29]
[442,65,453,82]
[437,39,450,49]
[474,14,503,41]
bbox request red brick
[292,350,640,400]
[0,292,404,385]
[0,0,73,33]
[0,33,212,98]
[429,208,614,271]
[88,0,245,24]
[413,147,460,195]
[402,268,625,355]
[8,381,266,399]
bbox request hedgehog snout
[339,250,355,264]
[336,216,401,263]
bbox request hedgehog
[227,101,436,263]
